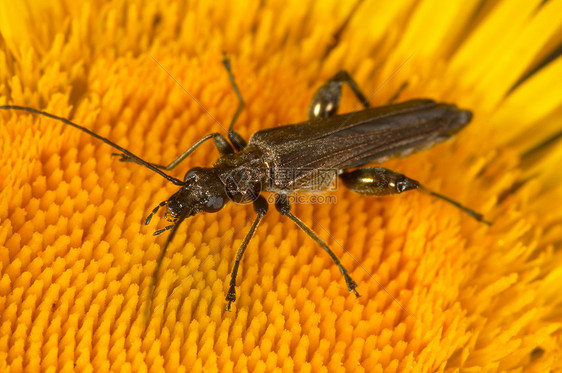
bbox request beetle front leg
[340,167,491,225]
[222,54,248,151]
[112,132,235,170]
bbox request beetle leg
[226,195,269,311]
[112,132,234,170]
[274,194,360,297]
[308,70,370,120]
[222,54,248,151]
[340,167,491,225]
[386,82,408,104]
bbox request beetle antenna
[0,105,185,186]
[153,225,175,236]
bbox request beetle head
[146,167,228,234]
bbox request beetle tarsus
[225,290,236,311]
[344,274,360,297]
[111,152,130,162]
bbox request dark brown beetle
[1,57,489,312]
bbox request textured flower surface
[1,0,562,371]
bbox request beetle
[0,56,490,312]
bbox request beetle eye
[203,195,225,212]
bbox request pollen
[1,1,562,372]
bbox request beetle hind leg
[308,70,371,120]
[340,167,491,225]
[308,69,411,120]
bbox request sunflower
[1,0,562,371]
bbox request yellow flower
[2,0,562,371]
